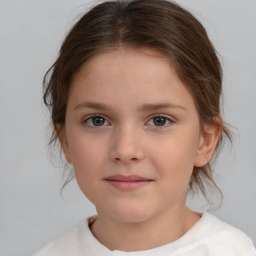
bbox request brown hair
[43,0,232,201]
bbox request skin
[61,47,220,251]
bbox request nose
[110,125,144,164]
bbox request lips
[104,175,153,191]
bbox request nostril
[114,156,139,163]
[110,141,144,163]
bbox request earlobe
[194,122,221,167]
[61,137,73,165]
[55,124,73,165]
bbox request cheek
[67,134,106,188]
[149,132,199,188]
[71,142,99,167]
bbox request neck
[90,206,200,252]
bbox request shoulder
[32,227,80,256]
[193,212,256,255]
[32,218,92,256]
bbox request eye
[83,115,110,127]
[147,115,172,127]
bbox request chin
[106,205,154,223]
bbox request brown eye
[147,115,172,128]
[91,116,105,126]
[153,116,167,126]
[84,115,109,127]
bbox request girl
[34,0,256,255]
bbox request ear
[55,124,73,165]
[194,121,221,167]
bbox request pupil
[153,116,166,126]
[92,116,105,126]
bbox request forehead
[69,47,196,112]
[74,47,173,82]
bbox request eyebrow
[74,102,187,112]
[138,103,187,112]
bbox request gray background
[0,1,255,255]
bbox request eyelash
[82,114,174,128]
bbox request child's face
[63,48,210,223]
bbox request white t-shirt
[33,212,256,256]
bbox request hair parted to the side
[43,0,232,202]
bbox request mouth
[104,175,153,191]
